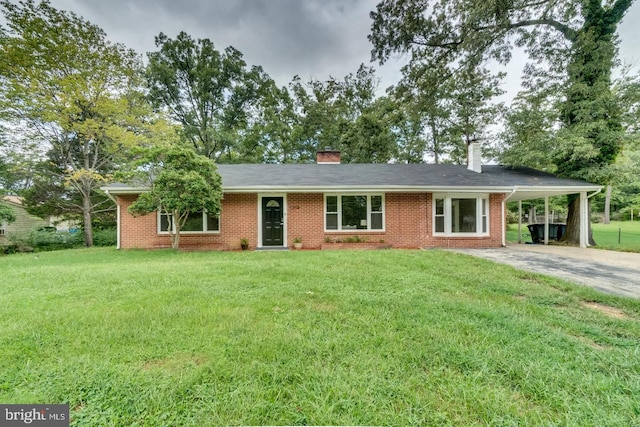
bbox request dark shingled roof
[213,164,597,189]
[102,164,601,201]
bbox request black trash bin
[527,223,566,243]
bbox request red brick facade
[117,192,505,250]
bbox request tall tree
[370,0,634,244]
[128,147,222,250]
[0,0,146,246]
[290,65,397,163]
[237,81,300,163]
[146,32,275,162]
[395,62,504,164]
[499,91,559,172]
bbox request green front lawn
[591,221,640,251]
[1,248,639,426]
[508,220,640,252]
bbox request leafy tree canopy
[394,62,505,164]
[0,199,16,225]
[0,0,148,246]
[289,64,398,163]
[146,31,278,162]
[370,0,634,245]
[370,0,632,180]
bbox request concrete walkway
[451,244,640,299]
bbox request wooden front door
[262,197,284,246]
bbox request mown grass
[1,248,639,426]
[591,221,640,252]
[507,220,640,252]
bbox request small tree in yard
[128,148,222,250]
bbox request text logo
[1,405,69,426]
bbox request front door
[262,197,284,246]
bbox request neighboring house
[0,195,49,245]
[102,145,602,251]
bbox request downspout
[587,189,602,200]
[104,190,121,250]
[502,188,518,247]
[585,188,603,248]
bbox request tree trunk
[528,206,536,224]
[560,195,595,246]
[81,187,93,247]
[430,119,440,164]
[170,209,180,250]
[603,185,612,224]
[171,232,180,250]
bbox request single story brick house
[102,145,601,251]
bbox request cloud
[49,0,387,88]
[42,0,640,97]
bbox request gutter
[100,184,602,195]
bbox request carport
[492,168,602,248]
[502,186,602,248]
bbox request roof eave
[101,184,603,196]
[101,186,150,195]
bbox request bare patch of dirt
[572,334,608,350]
[581,302,630,320]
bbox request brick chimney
[317,148,341,164]
[467,142,482,173]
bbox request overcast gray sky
[47,0,640,99]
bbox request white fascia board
[101,184,602,196]
[101,186,150,194]
[507,185,603,200]
[515,185,602,192]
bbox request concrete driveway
[450,244,640,299]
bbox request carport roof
[102,163,601,199]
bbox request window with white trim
[325,194,384,231]
[433,195,489,236]
[158,211,219,234]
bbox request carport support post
[518,201,522,244]
[580,191,588,248]
[544,197,549,245]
